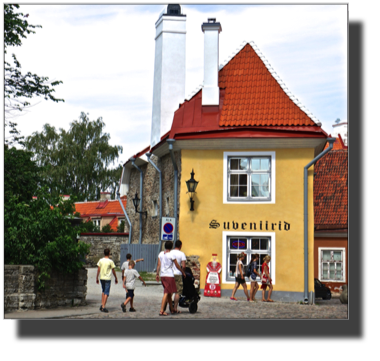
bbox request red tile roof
[167,42,326,141]
[75,198,127,218]
[109,216,118,231]
[324,134,347,150]
[219,44,316,127]
[314,150,348,230]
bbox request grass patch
[139,272,157,281]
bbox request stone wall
[5,265,87,312]
[79,234,129,267]
[127,151,182,244]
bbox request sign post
[161,217,176,241]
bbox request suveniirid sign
[209,219,291,231]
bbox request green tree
[4,145,42,203]
[117,220,126,233]
[4,4,64,145]
[25,112,123,201]
[101,224,112,233]
[4,147,90,289]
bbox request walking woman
[249,254,261,302]
[230,252,250,301]
[261,255,274,302]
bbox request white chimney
[150,4,186,148]
[202,18,222,106]
[100,192,111,201]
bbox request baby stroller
[178,267,201,313]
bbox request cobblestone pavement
[66,296,347,319]
[65,268,347,320]
[6,268,348,320]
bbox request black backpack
[245,263,253,278]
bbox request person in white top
[170,240,187,313]
[121,253,144,279]
[156,241,186,316]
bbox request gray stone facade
[79,234,129,267]
[126,151,181,244]
[5,265,87,311]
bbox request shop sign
[209,219,291,231]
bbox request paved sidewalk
[5,268,348,320]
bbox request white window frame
[223,151,276,204]
[92,218,101,227]
[318,247,346,283]
[222,231,276,285]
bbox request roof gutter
[146,152,163,269]
[116,191,132,244]
[167,139,178,244]
[131,157,143,244]
[303,137,335,304]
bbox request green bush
[101,224,112,233]
[117,220,125,233]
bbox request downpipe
[167,139,178,244]
[116,189,132,244]
[146,152,163,269]
[131,158,143,245]
[303,138,335,303]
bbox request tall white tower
[150,4,186,148]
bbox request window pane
[230,174,238,184]
[322,270,328,279]
[260,239,268,250]
[230,238,247,250]
[230,186,238,197]
[322,251,330,261]
[261,174,269,186]
[230,159,239,170]
[336,271,342,280]
[334,252,342,261]
[252,185,259,197]
[251,174,260,186]
[240,158,248,170]
[261,158,270,170]
[336,263,342,271]
[239,174,247,184]
[239,186,247,197]
[259,187,269,197]
[251,239,260,250]
[251,158,260,170]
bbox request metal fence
[120,244,160,273]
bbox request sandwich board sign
[161,217,175,241]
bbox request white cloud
[5,4,347,159]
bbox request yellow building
[120,12,334,303]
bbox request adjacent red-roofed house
[313,146,348,294]
[74,192,127,232]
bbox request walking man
[170,240,187,313]
[156,241,186,316]
[96,248,118,313]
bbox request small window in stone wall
[153,200,158,217]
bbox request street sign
[161,217,175,241]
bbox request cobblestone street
[5,269,348,320]
[66,295,348,320]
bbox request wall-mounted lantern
[132,192,147,217]
[186,169,199,211]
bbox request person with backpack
[248,254,261,302]
[230,252,249,301]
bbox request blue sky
[4,4,347,162]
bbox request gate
[120,244,160,273]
